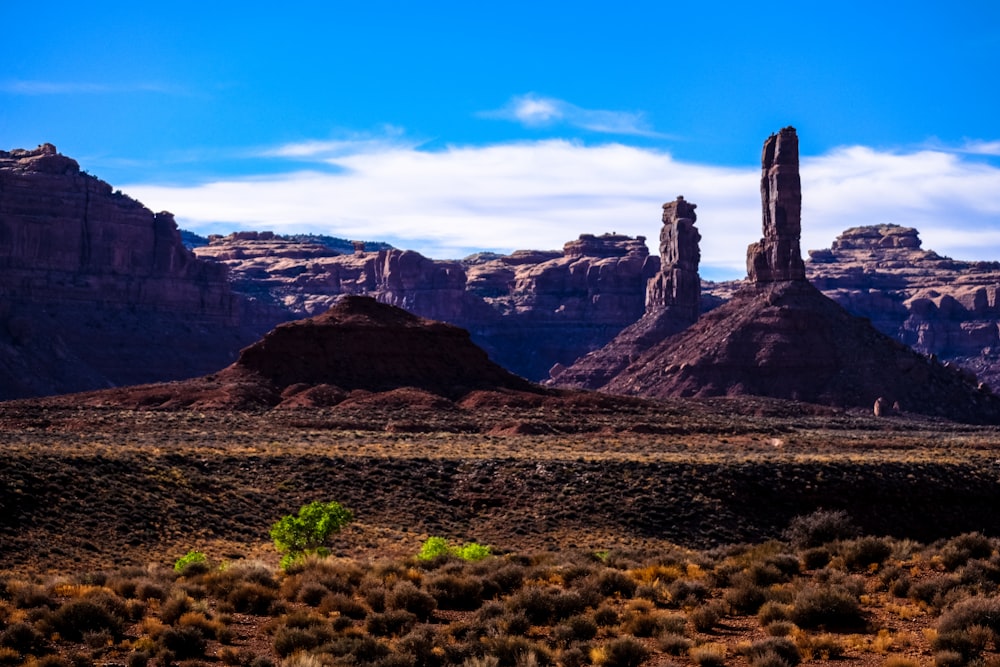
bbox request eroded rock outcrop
[0,145,271,398]
[806,224,1000,388]
[547,196,703,389]
[565,129,1000,423]
[195,231,659,380]
[747,127,806,283]
[42,295,541,410]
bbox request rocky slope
[806,224,1000,388]
[195,231,659,380]
[562,127,1000,423]
[0,144,275,399]
[548,196,703,389]
[39,295,543,410]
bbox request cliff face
[0,144,272,398]
[556,127,1000,423]
[547,196,703,390]
[806,224,1000,388]
[195,231,659,380]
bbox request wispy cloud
[957,140,1000,156]
[257,126,418,161]
[122,139,1000,279]
[480,94,668,138]
[0,80,185,95]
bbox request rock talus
[548,196,702,389]
[566,129,1000,423]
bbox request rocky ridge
[805,224,1000,388]
[195,231,659,380]
[547,196,703,389]
[31,295,545,411]
[0,145,274,399]
[568,127,1000,423]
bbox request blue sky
[3,1,1000,278]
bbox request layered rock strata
[747,127,806,282]
[0,144,271,398]
[547,196,703,389]
[558,130,1000,423]
[195,231,659,380]
[806,224,1000,388]
[43,295,541,410]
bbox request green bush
[417,536,492,562]
[173,551,210,575]
[270,501,353,568]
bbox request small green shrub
[417,537,492,562]
[270,501,353,569]
[173,551,209,575]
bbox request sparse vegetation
[4,406,1000,665]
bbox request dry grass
[0,400,999,665]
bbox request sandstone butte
[31,295,543,411]
[0,144,278,399]
[556,127,1000,424]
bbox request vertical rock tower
[646,196,701,321]
[747,127,806,283]
[546,196,702,390]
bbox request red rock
[747,127,806,283]
[564,129,1000,423]
[196,231,658,381]
[0,145,272,399]
[548,196,703,390]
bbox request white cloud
[480,94,666,138]
[122,139,1000,280]
[957,140,1000,157]
[258,126,415,160]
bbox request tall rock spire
[646,195,701,320]
[747,126,806,282]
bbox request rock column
[747,126,806,282]
[646,195,701,322]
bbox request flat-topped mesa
[747,126,806,283]
[563,232,649,259]
[646,195,701,320]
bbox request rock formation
[557,129,1000,423]
[804,224,1000,388]
[747,127,806,282]
[0,145,273,399]
[43,295,540,409]
[547,196,703,389]
[195,231,659,381]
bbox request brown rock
[747,127,806,283]
[196,231,658,381]
[873,396,890,417]
[548,197,702,390]
[803,224,1000,389]
[0,145,273,399]
[579,129,1000,424]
